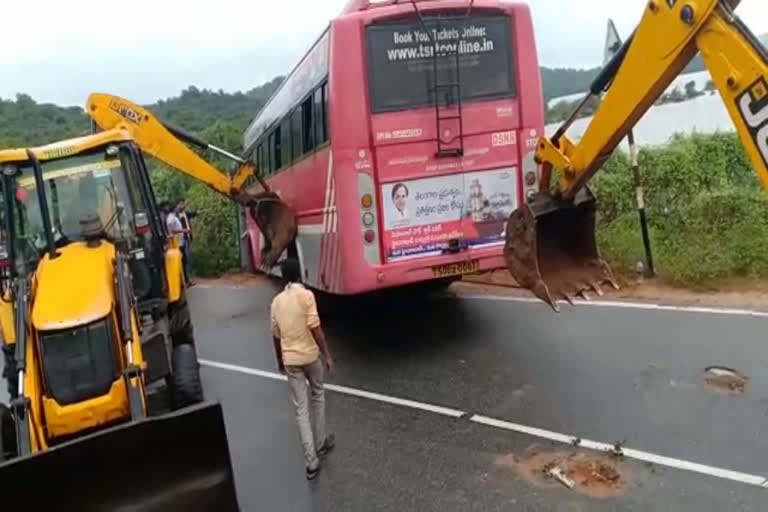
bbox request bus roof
[339,0,442,15]
[242,26,330,151]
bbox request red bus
[242,0,544,294]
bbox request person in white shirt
[166,207,191,283]
[166,209,184,246]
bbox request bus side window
[267,132,275,174]
[302,97,314,153]
[322,82,330,142]
[314,88,324,145]
[291,108,303,162]
[280,118,292,169]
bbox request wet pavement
[189,280,768,510]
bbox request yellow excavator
[86,94,298,269]
[505,0,768,311]
[0,96,295,508]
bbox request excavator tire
[171,344,204,409]
[169,294,195,348]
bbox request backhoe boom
[87,93,297,267]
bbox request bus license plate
[432,260,480,278]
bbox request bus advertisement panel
[381,168,518,261]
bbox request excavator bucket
[504,187,618,311]
[242,188,298,269]
[0,402,240,511]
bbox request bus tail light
[358,172,381,263]
[522,145,540,203]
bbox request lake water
[545,71,738,147]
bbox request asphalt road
[189,280,768,511]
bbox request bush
[592,131,768,286]
[185,184,239,277]
[147,120,246,278]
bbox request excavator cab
[0,132,239,510]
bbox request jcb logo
[109,99,143,124]
[737,77,768,167]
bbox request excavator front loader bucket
[243,189,298,269]
[0,402,240,511]
[504,187,618,311]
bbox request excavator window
[10,149,144,273]
[38,317,121,405]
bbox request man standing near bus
[270,258,335,479]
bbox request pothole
[497,445,627,499]
[699,366,748,395]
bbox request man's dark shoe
[306,463,321,480]
[317,434,335,457]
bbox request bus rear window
[366,14,516,113]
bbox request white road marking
[459,294,768,318]
[323,382,465,418]
[201,359,287,381]
[200,358,768,490]
[199,359,464,418]
[190,285,768,318]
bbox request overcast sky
[3,0,767,106]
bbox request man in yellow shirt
[270,258,335,480]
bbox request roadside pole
[604,19,655,277]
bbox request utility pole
[604,19,655,277]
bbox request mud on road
[497,445,629,499]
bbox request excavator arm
[504,0,768,310]
[86,93,297,268]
